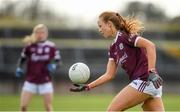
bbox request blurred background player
[70,11,164,111]
[15,24,61,112]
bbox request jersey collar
[37,40,47,46]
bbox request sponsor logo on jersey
[31,53,49,61]
[119,52,128,65]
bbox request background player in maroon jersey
[15,24,60,112]
[70,11,164,111]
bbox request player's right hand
[70,84,90,92]
[15,67,24,77]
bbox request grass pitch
[0,94,179,111]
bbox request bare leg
[142,97,164,111]
[43,93,53,112]
[107,85,151,111]
[20,90,33,112]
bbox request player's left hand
[47,63,57,73]
[148,70,163,89]
[70,84,90,92]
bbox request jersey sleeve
[52,46,61,61]
[54,48,61,61]
[21,46,29,58]
[108,45,115,60]
[123,34,141,47]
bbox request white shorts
[129,79,162,98]
[22,81,53,95]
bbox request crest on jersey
[119,43,124,50]
[45,47,50,53]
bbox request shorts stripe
[138,81,147,92]
[129,79,162,97]
[138,81,144,91]
[141,82,147,92]
[138,82,143,91]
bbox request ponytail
[22,34,36,45]
[116,13,144,34]
[99,11,144,35]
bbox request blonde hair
[23,24,48,45]
[99,11,144,35]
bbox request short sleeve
[108,45,115,60]
[54,49,61,60]
[123,34,141,47]
[21,46,29,58]
[52,46,61,61]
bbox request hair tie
[116,13,119,16]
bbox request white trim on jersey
[21,48,27,58]
[55,51,60,60]
[114,31,121,43]
[45,40,55,47]
[21,52,26,58]
[134,36,141,47]
[38,40,55,47]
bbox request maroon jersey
[109,31,149,81]
[21,40,60,84]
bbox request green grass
[0,94,179,111]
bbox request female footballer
[70,11,164,111]
[15,24,61,112]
